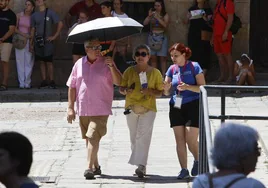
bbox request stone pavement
[0,96,268,187]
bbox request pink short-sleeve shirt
[66,56,114,116]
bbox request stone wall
[2,0,250,87]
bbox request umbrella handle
[101,49,110,56]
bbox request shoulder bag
[35,8,48,48]
[12,13,27,49]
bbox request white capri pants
[126,110,156,166]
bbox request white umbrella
[66,17,143,44]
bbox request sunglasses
[86,45,102,51]
[135,51,148,57]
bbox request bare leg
[85,131,99,169]
[237,72,247,85]
[87,137,100,169]
[40,61,47,80]
[1,61,9,86]
[47,62,54,81]
[185,127,199,160]
[246,72,256,85]
[160,56,167,76]
[150,55,158,69]
[224,53,234,81]
[173,126,187,169]
[216,54,226,82]
[203,69,207,77]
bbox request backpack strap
[217,0,228,22]
[224,176,246,188]
[170,61,196,79]
[189,61,196,76]
[207,173,214,188]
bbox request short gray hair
[84,37,99,48]
[132,44,151,60]
[211,123,259,170]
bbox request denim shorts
[148,33,168,57]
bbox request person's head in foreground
[212,123,260,175]
[0,131,37,187]
[193,123,265,188]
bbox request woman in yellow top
[119,44,163,178]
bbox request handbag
[148,33,164,51]
[12,34,27,49]
[130,105,149,115]
[35,8,48,48]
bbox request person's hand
[67,108,75,124]
[47,36,56,42]
[0,38,3,44]
[177,82,189,91]
[105,56,115,68]
[120,87,133,95]
[23,33,31,39]
[210,37,214,46]
[163,81,171,91]
[202,13,208,21]
[222,31,228,42]
[148,8,154,17]
[140,88,151,95]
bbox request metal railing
[198,85,268,174]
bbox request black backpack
[217,0,242,35]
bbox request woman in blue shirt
[163,43,205,179]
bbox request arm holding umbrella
[105,56,122,86]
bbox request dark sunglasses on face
[86,45,102,51]
[135,51,148,57]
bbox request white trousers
[15,40,34,88]
[126,110,156,166]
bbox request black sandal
[0,84,8,91]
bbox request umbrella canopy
[66,17,143,44]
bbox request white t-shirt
[111,11,128,18]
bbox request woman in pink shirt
[15,0,35,89]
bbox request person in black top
[184,0,213,76]
[0,0,17,91]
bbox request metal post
[220,89,226,123]
[199,93,204,174]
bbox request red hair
[169,43,192,60]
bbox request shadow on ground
[98,174,195,184]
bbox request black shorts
[72,44,86,56]
[169,99,199,128]
[35,55,53,62]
